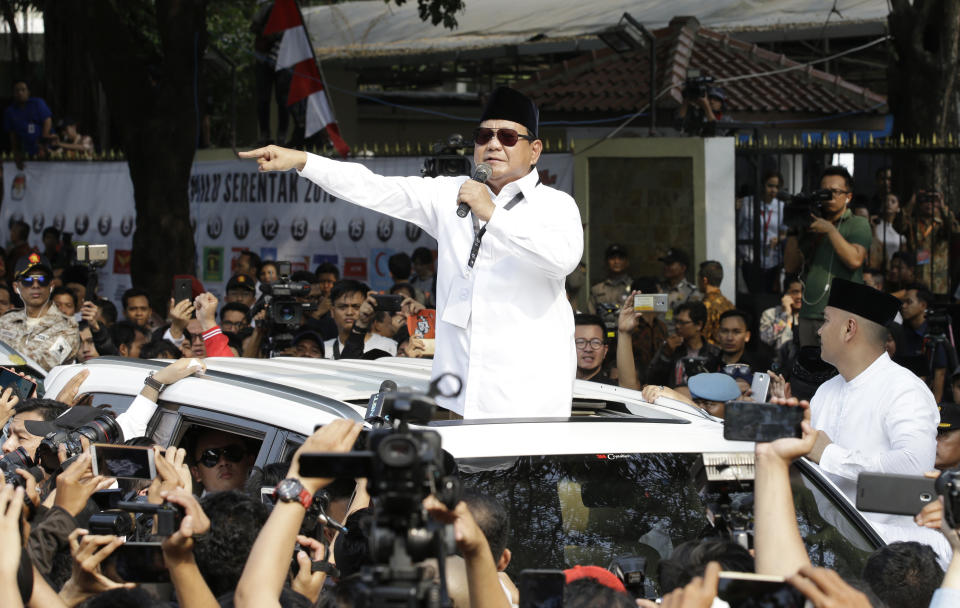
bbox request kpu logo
[120,215,134,237]
[52,214,65,232]
[206,216,222,239]
[319,217,336,241]
[234,217,249,240]
[376,218,393,242]
[348,218,365,242]
[405,223,422,242]
[31,213,44,234]
[74,214,89,236]
[291,218,308,241]
[98,215,112,236]
[261,217,279,241]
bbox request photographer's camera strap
[467,179,540,270]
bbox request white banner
[0,154,574,303]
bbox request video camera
[249,261,316,356]
[35,413,122,474]
[421,134,472,179]
[297,376,463,608]
[682,70,715,100]
[783,189,833,232]
[0,447,43,490]
[88,499,184,540]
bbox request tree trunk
[49,0,205,315]
[888,0,960,202]
[1,0,31,77]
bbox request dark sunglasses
[19,275,51,287]
[473,127,536,147]
[198,444,246,468]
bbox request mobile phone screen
[92,444,156,480]
[0,368,35,402]
[723,402,804,442]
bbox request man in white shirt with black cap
[804,278,938,503]
[240,87,583,419]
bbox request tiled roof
[521,16,887,116]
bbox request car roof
[45,356,754,458]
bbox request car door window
[87,393,137,417]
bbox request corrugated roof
[520,16,887,115]
[303,0,887,58]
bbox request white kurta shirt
[298,154,583,418]
[810,352,938,526]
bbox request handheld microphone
[457,163,492,218]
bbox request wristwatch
[142,372,167,394]
[273,478,313,509]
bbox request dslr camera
[250,261,316,356]
[783,189,833,233]
[422,134,472,178]
[35,413,122,474]
[0,447,43,489]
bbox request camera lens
[77,415,123,445]
[377,435,417,467]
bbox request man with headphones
[784,166,873,347]
[0,252,79,370]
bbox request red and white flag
[264,0,349,157]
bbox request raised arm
[616,292,641,390]
[234,420,362,608]
[754,405,816,577]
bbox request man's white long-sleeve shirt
[810,352,938,525]
[298,154,584,418]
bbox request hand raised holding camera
[55,453,110,517]
[288,420,363,494]
[291,534,327,604]
[80,301,101,332]
[160,488,211,563]
[61,528,134,604]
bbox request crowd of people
[0,77,958,605]
[4,80,95,169]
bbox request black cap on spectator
[14,253,52,279]
[939,402,960,432]
[226,273,256,292]
[659,248,690,267]
[605,244,628,259]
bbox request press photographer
[676,71,730,137]
[783,166,873,346]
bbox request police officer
[0,253,79,370]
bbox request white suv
[43,356,884,592]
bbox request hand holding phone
[0,368,36,403]
[91,444,157,480]
[723,401,804,443]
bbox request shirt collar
[493,167,539,201]
[846,351,890,388]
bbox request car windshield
[457,453,876,596]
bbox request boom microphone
[456,163,492,218]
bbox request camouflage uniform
[588,275,633,315]
[0,304,79,371]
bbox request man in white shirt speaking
[240,87,584,418]
[806,278,938,516]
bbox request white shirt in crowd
[874,219,903,265]
[323,333,398,359]
[299,154,583,418]
[810,351,938,528]
[736,196,786,269]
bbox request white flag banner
[0,154,574,303]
